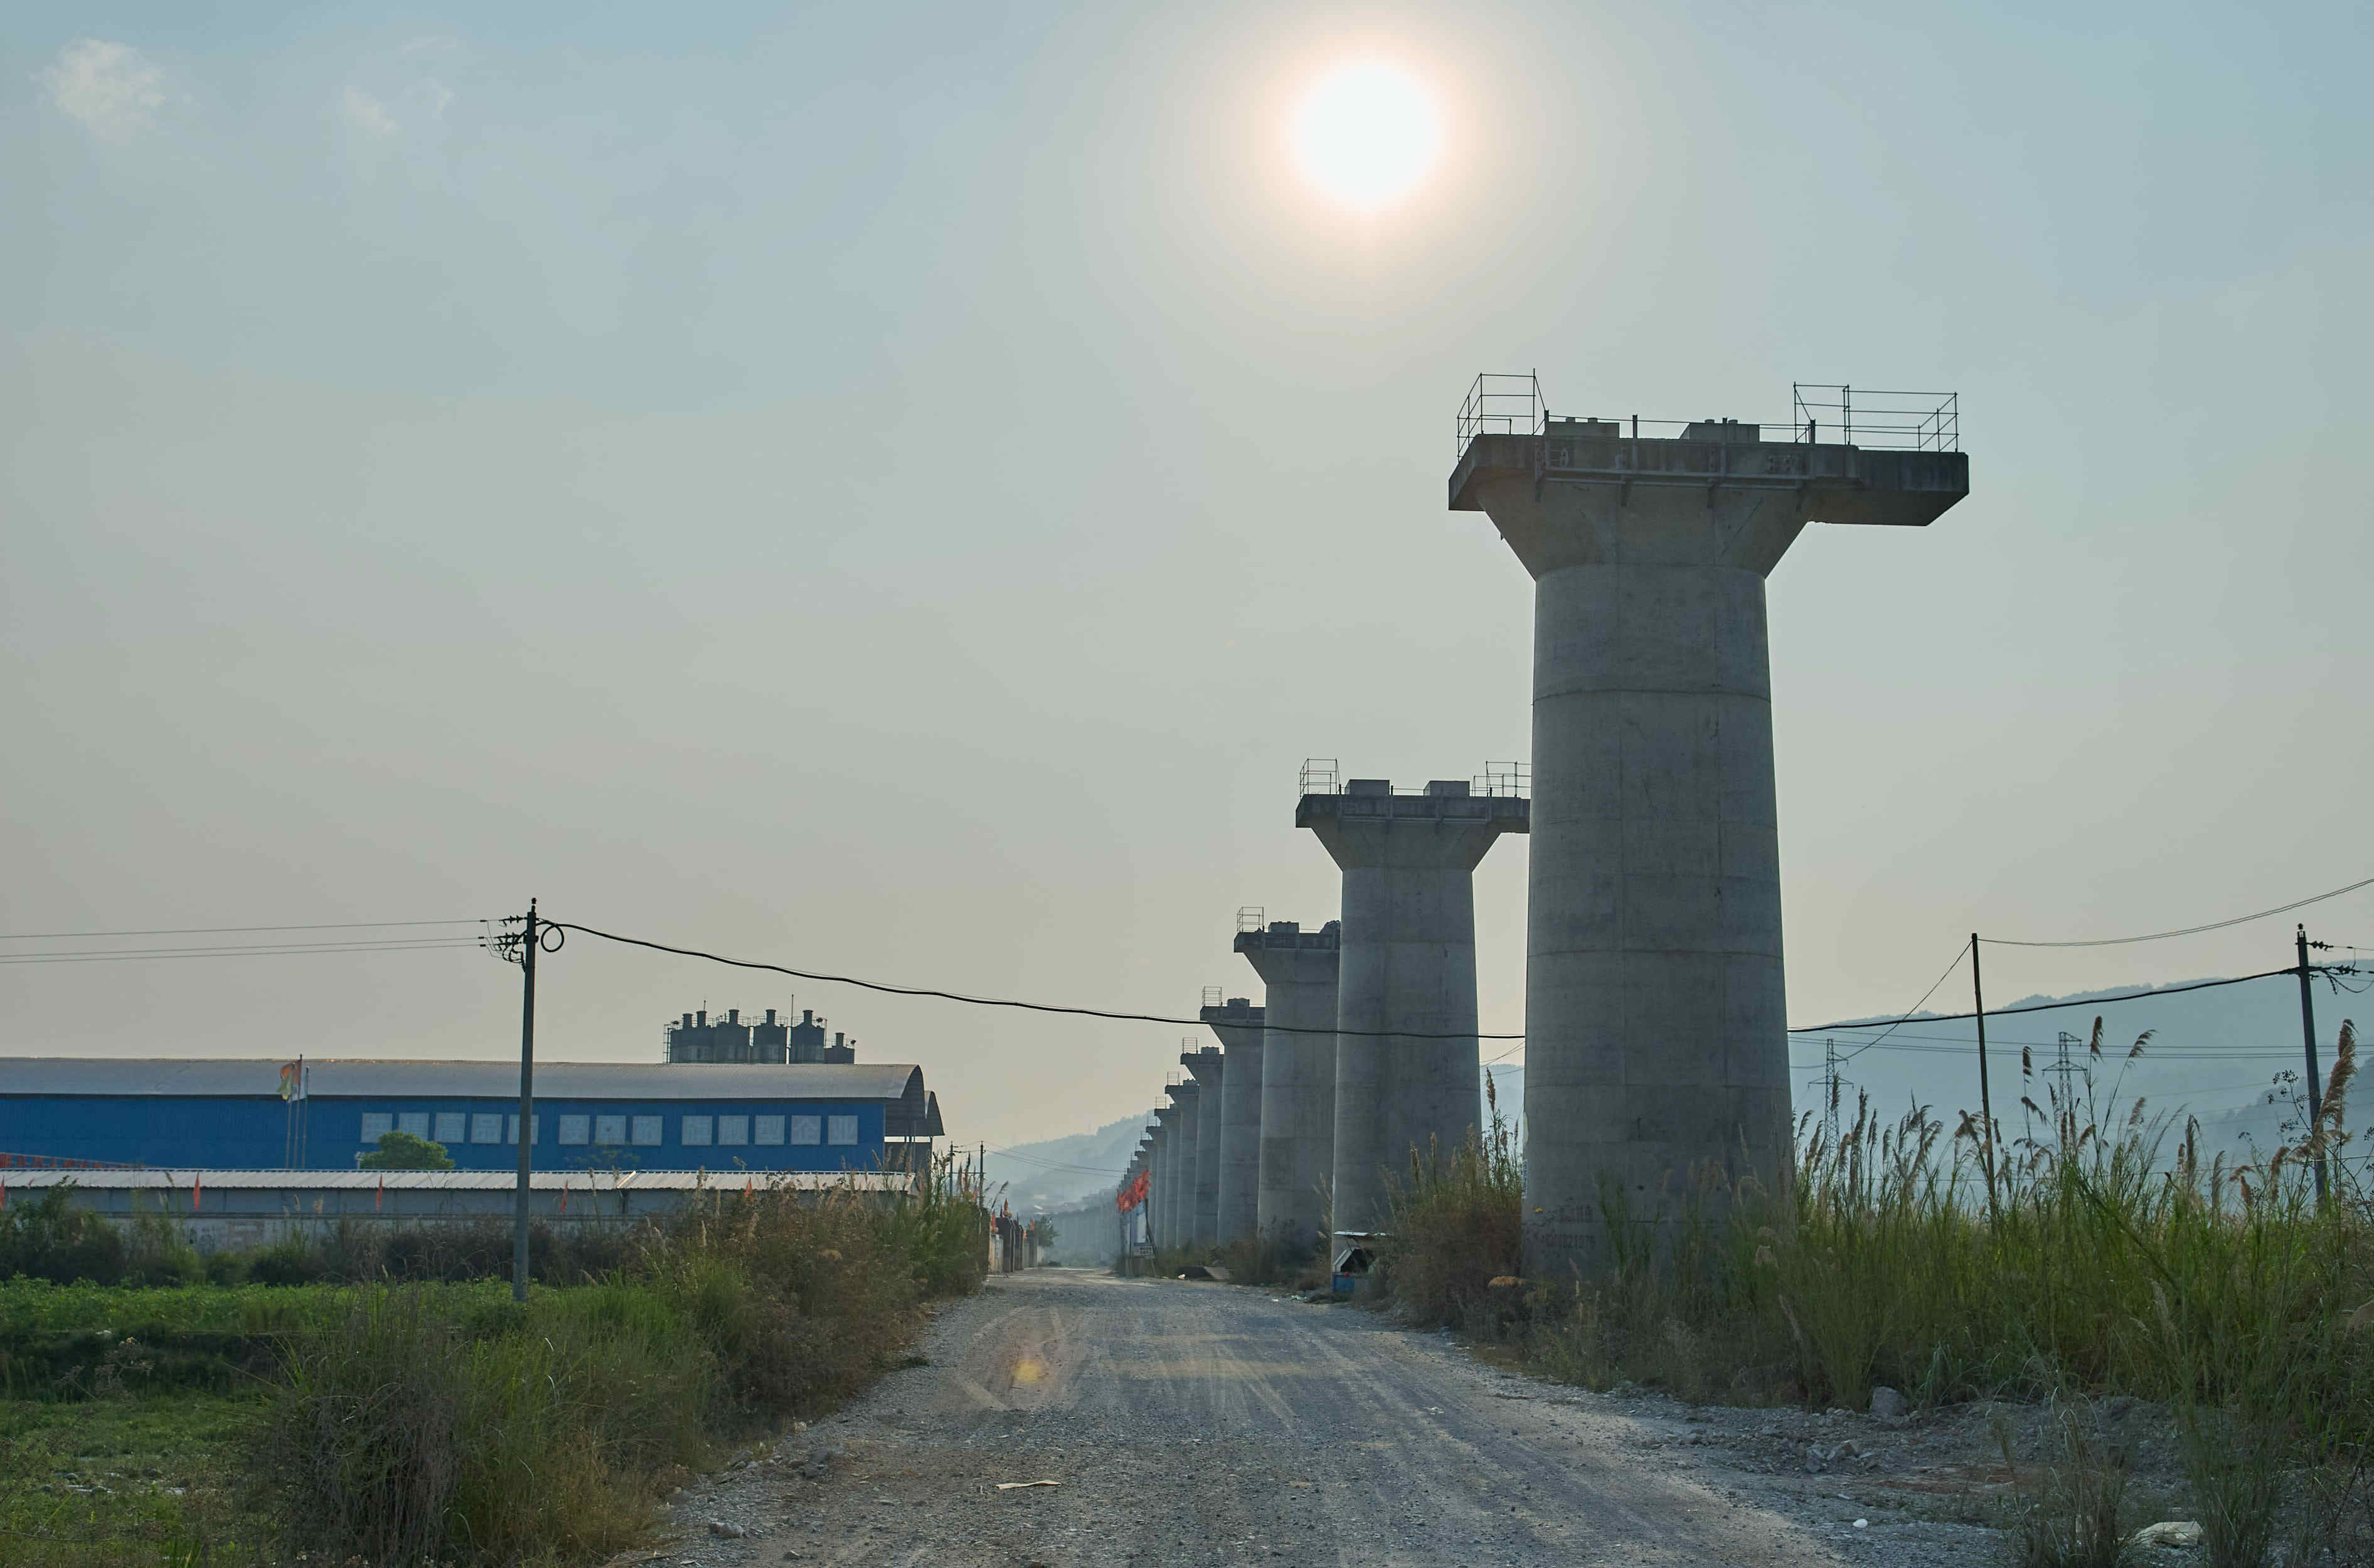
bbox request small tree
[358,1130,455,1170]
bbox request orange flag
[191,1172,202,1212]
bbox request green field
[0,1163,992,1568]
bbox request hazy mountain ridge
[987,1109,1155,1215]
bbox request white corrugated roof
[0,1059,921,1103]
[0,1168,914,1192]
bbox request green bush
[356,1130,454,1170]
[0,1187,130,1285]
[0,1187,198,1288]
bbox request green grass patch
[0,1391,270,1568]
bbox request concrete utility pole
[508,899,543,1304]
[1972,935,1999,1222]
[1181,1042,1224,1248]
[1235,919,1342,1253]
[1200,995,1265,1247]
[1299,776,1528,1251]
[1451,395,1967,1276]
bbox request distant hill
[987,1109,1152,1216]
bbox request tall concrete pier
[1164,1078,1203,1250]
[1149,1108,1177,1249]
[1181,1044,1224,1248]
[1449,388,1967,1274]
[1235,919,1341,1252]
[1299,778,1528,1244]
[1201,995,1265,1247]
[1139,1129,1158,1252]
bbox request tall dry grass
[1376,1071,1525,1327]
[1383,1018,2374,1563]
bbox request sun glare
[1291,60,1440,213]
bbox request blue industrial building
[0,1059,944,1172]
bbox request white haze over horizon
[4,1,2370,1150]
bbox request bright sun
[1291,60,1441,213]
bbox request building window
[717,1116,749,1147]
[361,1113,393,1142]
[631,1115,662,1147]
[471,1114,503,1144]
[789,1115,821,1147]
[827,1115,858,1147]
[507,1116,540,1145]
[557,1115,590,1147]
[434,1112,466,1145]
[398,1112,431,1140]
[753,1116,785,1146]
[682,1116,713,1147]
[594,1114,627,1145]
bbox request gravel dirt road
[659,1268,2009,1568]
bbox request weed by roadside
[1376,1071,1524,1330]
[1376,1017,2374,1561]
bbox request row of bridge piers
[1115,383,1969,1281]
[1125,776,1528,1278]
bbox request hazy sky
[6,2,2370,1153]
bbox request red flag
[375,1175,384,1212]
[558,1180,570,1216]
[191,1172,201,1212]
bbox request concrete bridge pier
[1299,778,1528,1251]
[1201,995,1265,1247]
[1165,1078,1204,1250]
[1181,1045,1224,1249]
[1150,1105,1178,1251]
[1449,403,1967,1276]
[1235,919,1341,1254]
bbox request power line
[1826,943,1969,1062]
[0,938,488,965]
[1979,875,2374,948]
[553,920,1526,1040]
[986,1145,1131,1176]
[1789,967,2304,1034]
[0,918,486,941]
[1796,1024,2321,1056]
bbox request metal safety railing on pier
[1455,373,1959,457]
